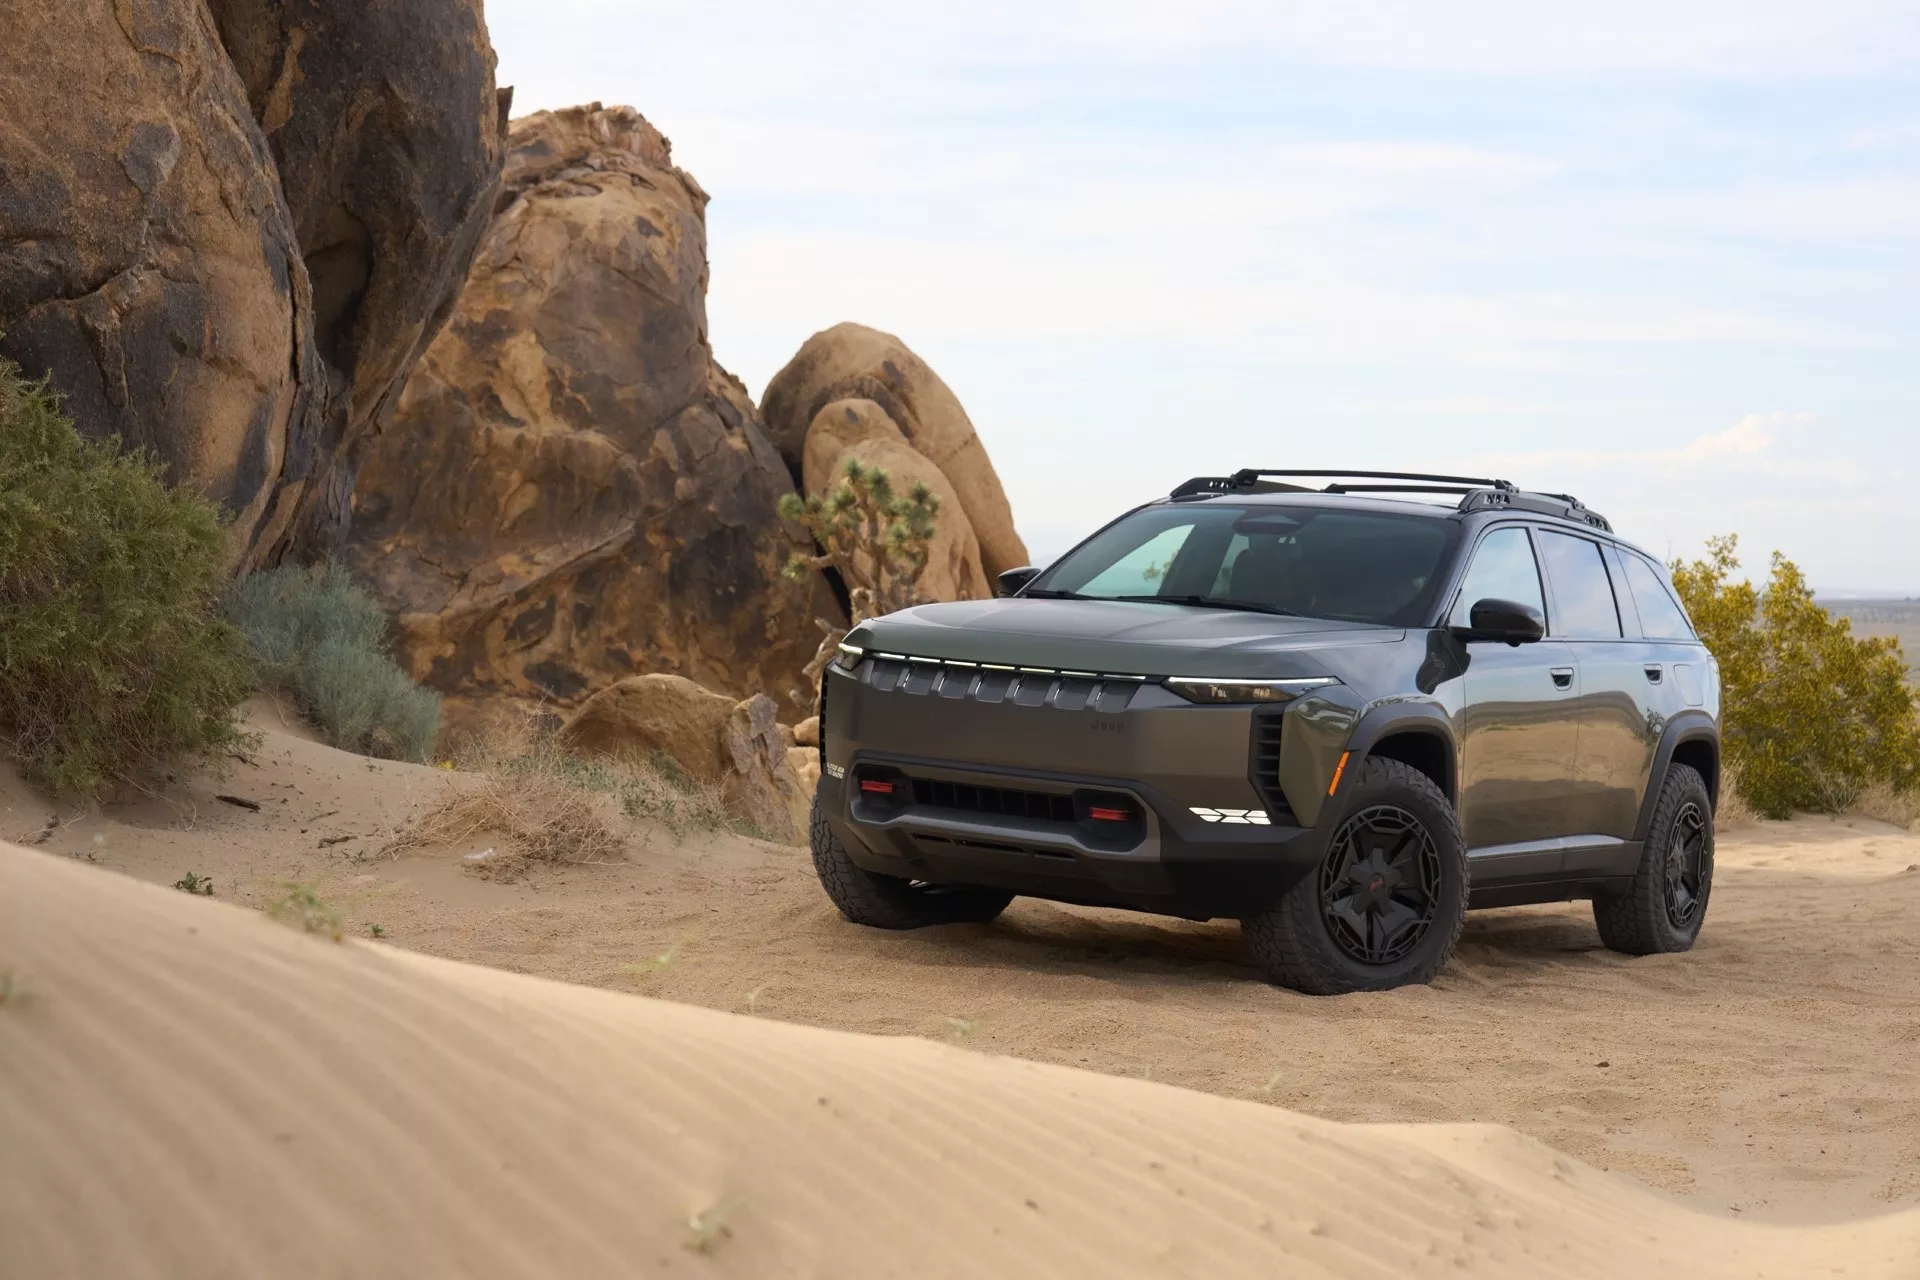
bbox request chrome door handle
[1550,667,1574,690]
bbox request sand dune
[2,842,1916,1278]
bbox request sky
[487,1,1920,593]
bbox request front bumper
[818,656,1334,920]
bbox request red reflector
[859,780,896,795]
[1088,806,1133,822]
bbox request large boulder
[802,399,988,604]
[0,0,328,565]
[762,323,1029,582]
[561,673,812,842]
[204,0,509,557]
[346,104,838,722]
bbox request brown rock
[561,673,811,842]
[0,0,327,565]
[803,398,989,603]
[560,673,733,779]
[205,0,509,557]
[793,717,821,748]
[762,322,1029,580]
[346,104,839,721]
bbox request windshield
[1029,503,1458,627]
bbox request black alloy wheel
[1663,800,1708,928]
[1591,762,1714,956]
[1318,804,1443,966]
[1241,756,1467,995]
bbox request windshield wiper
[1021,588,1087,599]
[1111,594,1302,617]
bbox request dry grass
[1853,780,1920,832]
[1715,761,1759,831]
[388,720,736,875]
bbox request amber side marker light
[1328,751,1351,796]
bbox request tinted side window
[1624,555,1695,640]
[1449,527,1544,626]
[1537,531,1622,638]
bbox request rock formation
[0,0,506,566]
[560,673,813,841]
[205,0,509,556]
[762,323,1029,583]
[346,105,838,724]
[802,399,988,604]
[0,0,326,564]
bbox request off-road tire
[1241,757,1468,995]
[1592,763,1713,955]
[809,798,1014,929]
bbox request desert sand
[3,705,1919,1275]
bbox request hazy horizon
[487,1,1919,592]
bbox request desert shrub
[1672,535,1920,818]
[226,563,439,761]
[390,722,736,874]
[0,359,253,797]
[778,458,941,700]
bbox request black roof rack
[1168,468,1611,533]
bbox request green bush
[0,360,253,797]
[1673,535,1920,818]
[226,563,439,762]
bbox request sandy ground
[4,703,1919,1242]
[8,843,1920,1278]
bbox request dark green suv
[809,470,1721,994]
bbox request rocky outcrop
[0,0,506,567]
[763,323,1029,583]
[0,0,327,564]
[802,398,988,604]
[346,105,838,722]
[560,673,812,842]
[205,0,509,557]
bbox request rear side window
[1448,527,1544,626]
[1623,555,1695,640]
[1537,531,1622,638]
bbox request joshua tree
[778,459,940,704]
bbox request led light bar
[1164,676,1339,705]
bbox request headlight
[831,641,865,671]
[1164,676,1339,704]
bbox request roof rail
[1168,468,1611,532]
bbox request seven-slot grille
[865,654,1143,714]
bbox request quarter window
[1623,555,1695,640]
[1449,527,1544,627]
[1537,531,1622,638]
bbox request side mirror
[996,566,1041,597]
[1452,597,1545,646]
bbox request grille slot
[910,778,1077,825]
[1249,710,1297,826]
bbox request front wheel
[1592,763,1713,955]
[1241,757,1468,995]
[809,798,1013,929]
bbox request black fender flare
[1632,711,1721,842]
[1343,701,1459,806]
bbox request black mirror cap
[1455,597,1546,646]
[996,566,1041,597]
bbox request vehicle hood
[846,598,1404,678]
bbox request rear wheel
[809,798,1013,929]
[1241,757,1467,995]
[1592,763,1713,955]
